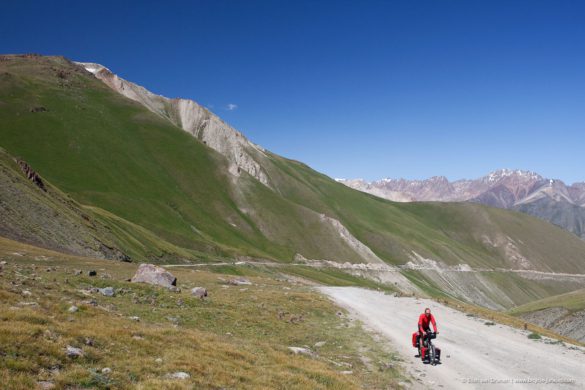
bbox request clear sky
[2,1,584,183]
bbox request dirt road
[320,287,585,389]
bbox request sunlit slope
[2,54,585,286]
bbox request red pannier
[412,332,419,347]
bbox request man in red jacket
[418,307,438,362]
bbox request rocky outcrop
[75,62,271,187]
[0,149,130,260]
[131,264,177,289]
[16,159,46,191]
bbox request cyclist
[418,307,438,363]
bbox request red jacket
[418,313,437,333]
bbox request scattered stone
[17,301,38,307]
[167,371,190,380]
[88,270,97,277]
[314,341,327,348]
[21,290,32,297]
[129,316,140,322]
[132,334,144,340]
[228,277,252,286]
[99,287,115,297]
[68,305,79,313]
[166,316,179,325]
[155,358,163,364]
[65,345,83,358]
[30,106,47,113]
[84,338,94,346]
[191,287,208,299]
[37,381,55,389]
[169,286,181,293]
[101,367,111,374]
[288,346,313,356]
[340,370,353,375]
[131,264,177,289]
[74,269,83,276]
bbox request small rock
[37,381,55,389]
[84,338,94,346]
[167,371,190,380]
[99,287,115,297]
[190,287,208,299]
[340,370,353,375]
[88,270,97,277]
[74,269,83,275]
[65,345,83,358]
[166,316,179,324]
[129,316,140,322]
[288,346,313,356]
[21,290,32,297]
[228,277,252,286]
[314,341,327,348]
[68,305,79,313]
[101,367,112,374]
[155,357,163,364]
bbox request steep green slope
[0,55,368,263]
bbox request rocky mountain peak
[75,62,272,188]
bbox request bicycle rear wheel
[429,343,436,365]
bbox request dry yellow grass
[0,237,408,389]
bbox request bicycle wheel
[429,343,436,365]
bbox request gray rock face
[190,287,208,298]
[76,62,271,188]
[521,307,585,342]
[131,264,177,289]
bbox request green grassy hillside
[2,54,585,309]
[509,288,585,315]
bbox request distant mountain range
[339,169,585,239]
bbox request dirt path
[319,287,585,389]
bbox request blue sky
[2,1,584,183]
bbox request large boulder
[131,264,177,289]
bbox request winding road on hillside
[320,287,585,389]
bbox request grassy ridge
[508,288,585,315]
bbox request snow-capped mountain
[339,171,585,239]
